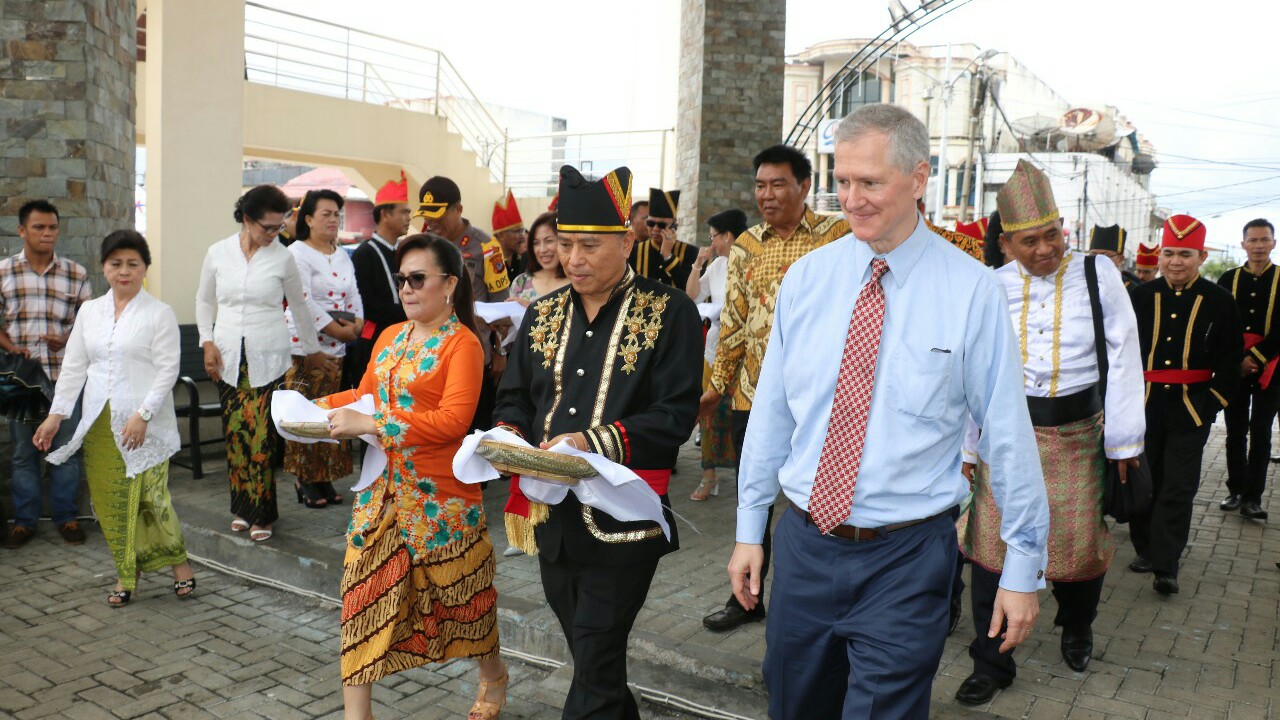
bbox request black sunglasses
[392,271,448,290]
[646,219,673,230]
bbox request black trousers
[726,409,773,610]
[539,554,659,720]
[968,564,1104,682]
[470,369,497,432]
[1224,380,1280,503]
[1130,420,1213,577]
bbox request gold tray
[477,439,593,484]
[279,421,332,439]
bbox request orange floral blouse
[319,316,484,557]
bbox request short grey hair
[832,104,930,174]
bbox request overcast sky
[270,0,1280,258]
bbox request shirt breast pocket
[884,344,953,420]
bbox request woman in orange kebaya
[321,234,506,720]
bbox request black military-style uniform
[629,238,697,288]
[1218,264,1280,506]
[347,235,406,386]
[493,269,701,719]
[1121,269,1142,291]
[1129,275,1242,577]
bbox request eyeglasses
[392,271,449,290]
[255,220,286,236]
[646,219,674,230]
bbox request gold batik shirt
[926,218,985,262]
[709,207,849,411]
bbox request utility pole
[957,69,987,223]
[1080,164,1089,251]
[933,43,952,225]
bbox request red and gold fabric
[996,159,1059,233]
[491,189,524,234]
[374,171,409,207]
[1161,214,1206,251]
[1136,243,1159,269]
[926,218,984,262]
[959,413,1111,581]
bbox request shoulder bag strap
[1084,254,1108,401]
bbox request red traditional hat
[374,171,408,206]
[491,190,524,233]
[954,220,984,241]
[1161,214,1206,251]
[547,194,559,212]
[1136,242,1159,268]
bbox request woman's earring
[446,293,452,305]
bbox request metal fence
[503,129,674,202]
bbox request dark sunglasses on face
[646,219,673,230]
[392,271,448,290]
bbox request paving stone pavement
[0,525,704,720]
[3,418,1278,719]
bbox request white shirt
[46,290,181,478]
[286,241,364,357]
[694,256,728,366]
[196,234,320,387]
[963,251,1145,462]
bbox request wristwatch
[138,408,153,422]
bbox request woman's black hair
[100,229,151,266]
[395,233,480,341]
[982,209,1005,269]
[233,184,291,224]
[295,189,345,243]
[526,211,565,278]
[707,208,749,239]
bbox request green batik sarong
[83,406,188,590]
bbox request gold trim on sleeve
[581,506,664,543]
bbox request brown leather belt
[793,504,953,542]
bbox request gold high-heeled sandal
[467,669,508,720]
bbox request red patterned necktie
[808,258,890,534]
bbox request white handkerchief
[451,429,670,540]
[270,389,387,493]
[473,301,527,347]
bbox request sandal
[467,669,508,720]
[173,577,197,599]
[250,526,272,543]
[319,482,343,506]
[230,518,249,532]
[108,588,131,608]
[690,478,719,501]
[295,482,328,509]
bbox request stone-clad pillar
[675,0,786,247]
[0,0,138,292]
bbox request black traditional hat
[647,188,681,219]
[1089,224,1127,254]
[556,165,632,234]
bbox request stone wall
[675,0,786,247]
[0,0,137,294]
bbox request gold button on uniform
[1171,313,1178,319]
[1164,360,1172,366]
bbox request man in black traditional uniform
[349,172,411,385]
[629,189,697,287]
[494,165,702,719]
[1128,214,1242,595]
[1216,218,1278,521]
[1089,224,1142,289]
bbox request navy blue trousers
[764,506,957,720]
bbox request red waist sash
[1143,369,1212,384]
[1244,333,1277,390]
[504,469,672,518]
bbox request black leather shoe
[1153,574,1179,595]
[702,602,765,632]
[1240,502,1269,520]
[947,594,962,636]
[1272,455,1280,464]
[1128,556,1152,573]
[954,673,1011,705]
[1060,626,1093,672]
[1219,494,1244,512]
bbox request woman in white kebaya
[195,184,325,542]
[35,230,195,607]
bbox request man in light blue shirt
[727,103,1050,719]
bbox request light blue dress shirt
[736,215,1050,592]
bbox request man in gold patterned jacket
[699,144,850,632]
[494,165,702,720]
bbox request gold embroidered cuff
[1250,346,1268,364]
[585,426,622,464]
